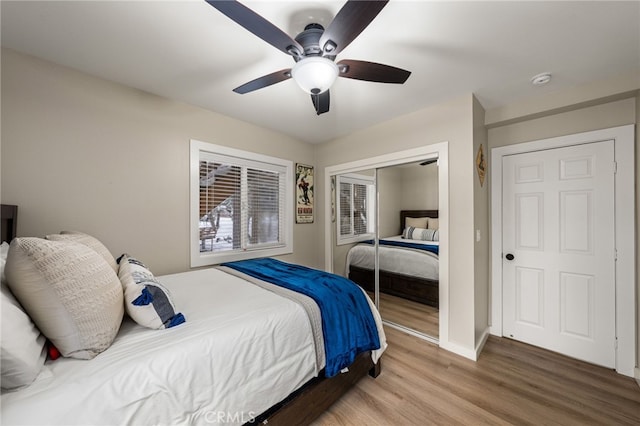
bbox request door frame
[324,142,451,351]
[490,125,635,377]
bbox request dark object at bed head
[1,204,18,243]
[399,209,438,234]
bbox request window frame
[336,173,376,245]
[190,139,293,267]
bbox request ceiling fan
[205,0,411,115]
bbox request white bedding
[2,268,324,425]
[346,236,439,281]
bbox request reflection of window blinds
[338,181,369,237]
[352,183,368,235]
[339,182,352,236]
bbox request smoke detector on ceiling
[531,72,552,86]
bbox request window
[190,140,293,267]
[336,173,375,244]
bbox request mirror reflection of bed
[333,159,439,339]
[348,209,439,338]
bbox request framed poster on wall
[476,143,486,187]
[295,163,314,223]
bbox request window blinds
[338,175,373,240]
[352,183,368,236]
[199,153,286,254]
[339,181,352,236]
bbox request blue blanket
[362,239,439,255]
[222,258,380,377]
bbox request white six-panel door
[502,140,616,368]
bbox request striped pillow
[117,255,185,330]
[402,227,439,241]
[47,231,117,273]
[5,238,123,359]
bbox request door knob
[505,253,515,261]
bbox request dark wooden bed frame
[1,204,17,243]
[348,209,439,308]
[254,352,380,425]
[0,204,379,426]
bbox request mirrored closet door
[331,157,440,341]
[375,161,439,338]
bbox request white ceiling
[2,1,639,144]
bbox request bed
[346,209,439,307]
[0,204,385,426]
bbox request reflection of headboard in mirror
[1,204,18,243]
[399,209,438,234]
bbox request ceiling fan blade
[311,91,330,115]
[337,59,411,84]
[233,69,292,94]
[420,158,438,166]
[205,0,303,57]
[319,0,389,56]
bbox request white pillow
[4,237,124,359]
[402,227,439,241]
[117,254,185,330]
[405,217,429,229]
[46,231,117,273]
[1,280,47,390]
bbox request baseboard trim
[635,367,640,388]
[440,340,477,361]
[475,327,490,359]
[387,323,491,362]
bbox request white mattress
[346,236,439,281]
[1,268,321,425]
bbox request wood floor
[313,326,640,425]
[377,292,439,338]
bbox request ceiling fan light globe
[291,56,339,94]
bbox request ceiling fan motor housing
[294,24,326,59]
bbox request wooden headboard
[399,209,438,234]
[1,204,18,243]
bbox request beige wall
[378,164,439,239]
[487,93,639,370]
[331,240,353,278]
[488,97,636,148]
[399,162,439,213]
[317,94,478,353]
[378,166,402,238]
[635,90,640,384]
[0,48,319,275]
[637,93,640,378]
[473,96,489,347]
